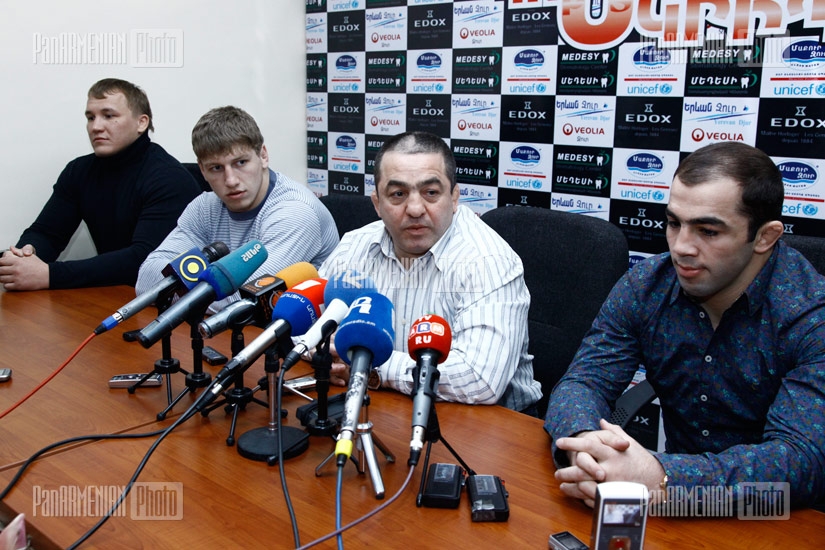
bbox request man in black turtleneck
[0,78,201,291]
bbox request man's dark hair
[88,78,154,133]
[674,141,783,241]
[373,131,456,193]
[191,106,264,161]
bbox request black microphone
[406,315,452,466]
[135,240,267,349]
[198,262,318,338]
[195,281,325,412]
[94,242,229,335]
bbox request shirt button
[704,355,712,363]
[699,311,706,319]
[700,394,708,402]
[702,430,710,437]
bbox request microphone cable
[296,465,416,550]
[0,425,167,502]
[65,403,203,549]
[0,332,96,421]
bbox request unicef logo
[653,191,665,201]
[532,179,542,190]
[537,83,547,93]
[804,204,819,216]
[660,83,673,94]
[435,83,444,92]
[817,83,825,96]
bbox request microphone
[280,270,376,372]
[333,292,395,465]
[196,280,326,411]
[407,314,452,466]
[135,240,267,349]
[94,242,229,335]
[198,262,318,338]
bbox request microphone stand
[199,321,268,446]
[124,287,189,415]
[156,307,212,420]
[415,403,476,507]
[316,391,396,499]
[304,337,338,437]
[236,342,310,464]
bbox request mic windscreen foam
[277,262,319,289]
[408,314,452,363]
[334,292,395,366]
[162,247,211,290]
[289,278,327,317]
[199,240,268,299]
[271,290,321,336]
[324,270,376,306]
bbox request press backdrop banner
[306,0,825,259]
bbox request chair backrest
[319,193,381,239]
[182,162,212,193]
[783,234,825,275]
[481,206,629,417]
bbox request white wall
[0,0,307,259]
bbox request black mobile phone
[109,373,162,388]
[0,368,12,383]
[549,531,588,550]
[202,346,228,366]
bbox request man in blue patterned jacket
[545,141,825,511]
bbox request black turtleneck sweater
[16,132,201,288]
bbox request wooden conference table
[0,287,823,549]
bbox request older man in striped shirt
[320,131,541,414]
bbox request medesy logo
[778,161,818,190]
[633,45,671,71]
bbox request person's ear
[754,220,783,254]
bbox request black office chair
[183,162,212,193]
[481,206,629,418]
[319,193,381,238]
